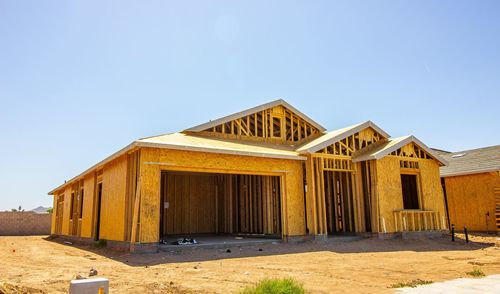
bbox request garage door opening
[159,171,282,245]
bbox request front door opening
[324,171,356,234]
[94,182,103,241]
[401,174,419,209]
[160,171,282,240]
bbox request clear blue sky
[0,1,499,210]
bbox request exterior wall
[375,157,447,233]
[51,155,129,242]
[0,212,52,236]
[80,173,96,238]
[61,186,72,235]
[98,155,128,241]
[138,147,305,243]
[444,172,499,231]
[375,157,404,233]
[50,196,57,234]
[420,160,446,217]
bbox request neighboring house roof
[184,99,327,133]
[439,145,500,177]
[352,135,448,166]
[296,121,390,154]
[431,148,452,154]
[31,206,50,214]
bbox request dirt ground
[0,234,499,293]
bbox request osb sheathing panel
[50,196,57,234]
[375,157,403,233]
[445,172,499,231]
[139,147,305,243]
[375,157,447,233]
[419,160,446,219]
[80,174,96,238]
[99,155,128,241]
[61,186,72,235]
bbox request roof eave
[441,167,500,178]
[136,141,307,161]
[298,120,390,154]
[48,142,139,195]
[351,135,449,166]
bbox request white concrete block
[69,277,109,294]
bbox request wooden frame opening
[94,182,103,241]
[401,174,420,210]
[324,171,356,234]
[159,171,282,239]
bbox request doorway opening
[94,182,103,241]
[324,171,356,234]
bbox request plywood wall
[138,147,304,243]
[80,173,96,238]
[375,157,404,233]
[374,156,447,233]
[419,160,446,221]
[445,172,499,231]
[61,186,72,235]
[98,155,128,241]
[50,196,58,234]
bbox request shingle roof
[439,145,500,177]
[352,135,448,165]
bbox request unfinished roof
[352,135,448,165]
[184,99,326,133]
[296,121,390,154]
[48,134,306,195]
[440,145,500,177]
[137,132,305,160]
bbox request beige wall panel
[80,174,95,238]
[99,155,128,241]
[50,196,57,234]
[138,147,305,243]
[419,159,446,225]
[445,172,499,231]
[375,157,403,233]
[61,186,72,235]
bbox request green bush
[95,239,107,248]
[389,279,433,288]
[240,278,305,294]
[466,269,485,278]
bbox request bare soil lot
[0,234,499,293]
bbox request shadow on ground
[43,233,497,267]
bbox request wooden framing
[194,105,322,144]
[48,99,448,247]
[319,127,384,156]
[389,142,433,160]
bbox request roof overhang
[296,120,390,154]
[352,135,449,166]
[184,99,326,133]
[48,140,306,195]
[440,167,500,178]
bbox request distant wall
[444,171,499,232]
[0,212,52,235]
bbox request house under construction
[49,99,449,251]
